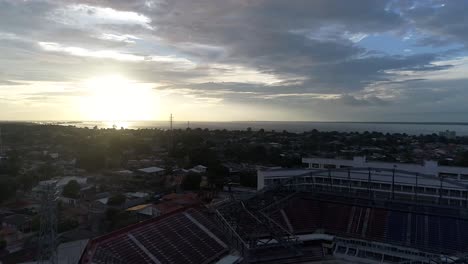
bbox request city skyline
[1,0,468,122]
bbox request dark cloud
[0,0,467,121]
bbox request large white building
[301,156,468,180]
[257,156,468,206]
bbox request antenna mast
[170,113,173,131]
[170,114,174,153]
[0,126,3,155]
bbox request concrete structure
[257,156,468,206]
[302,156,468,181]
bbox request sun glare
[80,75,157,122]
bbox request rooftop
[137,166,165,174]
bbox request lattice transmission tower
[37,182,58,264]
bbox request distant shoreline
[1,120,468,126]
[1,120,468,135]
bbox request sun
[80,75,157,122]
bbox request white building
[257,156,468,206]
[302,156,468,181]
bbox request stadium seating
[82,208,228,264]
[277,197,468,254]
[284,198,320,232]
[366,208,388,240]
[384,211,408,243]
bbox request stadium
[81,167,468,263]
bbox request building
[2,214,32,233]
[302,156,468,181]
[137,166,165,176]
[258,156,468,206]
[218,173,468,264]
[439,130,456,139]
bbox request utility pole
[0,126,3,155]
[170,114,174,153]
[170,113,173,131]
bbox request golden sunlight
[80,75,157,122]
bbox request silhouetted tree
[62,180,80,199]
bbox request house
[152,203,183,217]
[59,196,79,207]
[57,239,89,264]
[124,192,150,208]
[137,166,165,176]
[112,169,134,177]
[190,165,207,174]
[2,214,32,233]
[160,193,199,206]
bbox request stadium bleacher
[275,195,468,254]
[81,207,229,264]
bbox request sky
[0,0,468,122]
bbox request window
[311,163,320,168]
[324,164,336,169]
[461,174,468,180]
[340,165,352,168]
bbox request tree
[207,163,228,190]
[0,240,7,250]
[62,180,80,199]
[0,178,17,203]
[18,173,36,191]
[58,218,79,233]
[108,194,126,206]
[239,172,257,188]
[182,173,201,191]
[456,151,468,167]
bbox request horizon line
[1,120,468,125]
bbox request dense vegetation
[1,122,468,203]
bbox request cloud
[0,0,468,121]
[48,3,153,30]
[401,1,468,47]
[38,41,144,61]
